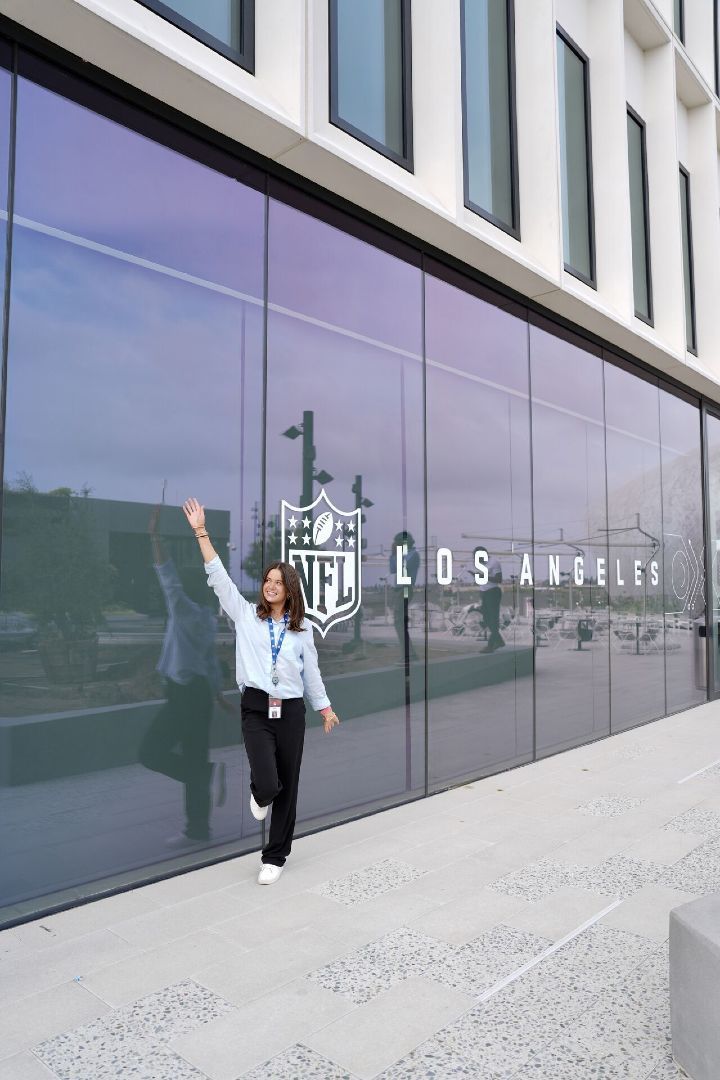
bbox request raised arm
[183,498,218,564]
[183,497,249,624]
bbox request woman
[183,497,340,885]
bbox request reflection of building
[2,492,230,615]
[3,2,720,927]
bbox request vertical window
[557,28,595,286]
[627,107,652,324]
[680,165,697,353]
[461,0,518,236]
[330,0,413,169]
[138,1,254,71]
[675,0,685,43]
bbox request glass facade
[627,108,652,323]
[461,0,517,234]
[557,29,595,284]
[0,47,717,928]
[139,0,253,70]
[330,0,412,167]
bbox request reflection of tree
[3,475,114,642]
[241,515,281,583]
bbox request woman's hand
[321,707,340,734]
[183,498,205,530]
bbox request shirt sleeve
[154,559,187,614]
[204,556,252,625]
[300,621,331,711]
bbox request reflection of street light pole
[351,474,373,646]
[282,410,334,506]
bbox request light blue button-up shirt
[204,556,331,711]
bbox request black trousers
[481,587,504,645]
[139,676,213,839]
[241,687,306,867]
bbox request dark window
[680,165,697,354]
[461,0,518,236]
[557,27,595,286]
[137,0,254,71]
[329,0,413,169]
[675,0,685,43]
[705,410,720,697]
[627,107,652,324]
[715,0,719,96]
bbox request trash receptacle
[693,618,707,691]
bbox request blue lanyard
[268,614,289,674]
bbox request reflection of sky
[15,76,265,298]
[4,228,262,578]
[269,199,422,357]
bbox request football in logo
[313,511,334,546]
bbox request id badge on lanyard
[268,614,288,719]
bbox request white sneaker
[250,793,268,821]
[258,863,283,885]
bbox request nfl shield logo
[280,489,361,637]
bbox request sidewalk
[3,702,720,1080]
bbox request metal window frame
[328,0,414,172]
[675,0,685,44]
[679,163,698,355]
[136,0,254,73]
[626,104,653,327]
[460,0,520,239]
[556,25,596,290]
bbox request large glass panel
[462,0,516,231]
[139,0,251,67]
[627,109,652,322]
[531,324,610,755]
[680,168,697,353]
[332,0,409,162]
[0,69,265,924]
[660,391,706,711]
[425,267,533,788]
[266,195,425,826]
[604,363,665,731]
[706,411,720,696]
[557,31,594,283]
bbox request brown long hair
[256,562,306,632]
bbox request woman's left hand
[321,708,340,734]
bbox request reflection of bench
[670,893,720,1079]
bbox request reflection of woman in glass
[183,497,340,885]
[139,507,227,849]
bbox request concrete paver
[3,700,719,1077]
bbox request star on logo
[348,536,355,548]
[335,519,343,533]
[346,520,356,533]
[288,515,298,529]
[302,533,311,546]
[302,516,311,530]
[335,535,343,547]
[289,532,297,545]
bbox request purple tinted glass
[14,76,264,298]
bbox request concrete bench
[670,893,720,1080]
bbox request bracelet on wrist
[194,530,209,539]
